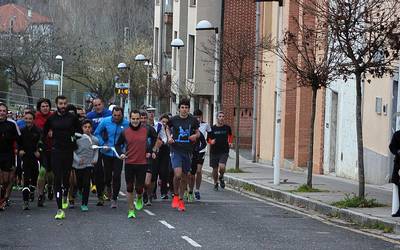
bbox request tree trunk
[306,87,318,188]
[235,82,241,171]
[25,85,34,108]
[355,73,365,199]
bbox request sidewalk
[202,150,400,235]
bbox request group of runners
[0,96,233,220]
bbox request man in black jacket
[18,111,43,210]
[43,96,80,219]
[0,103,19,210]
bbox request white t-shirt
[199,121,211,153]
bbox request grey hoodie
[73,134,99,169]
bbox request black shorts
[0,155,14,172]
[125,164,147,190]
[191,152,205,175]
[210,153,229,169]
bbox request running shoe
[161,194,169,200]
[0,199,6,211]
[54,209,65,220]
[111,200,118,209]
[219,177,225,189]
[188,192,194,203]
[38,195,44,207]
[134,196,143,211]
[214,183,219,191]
[69,200,75,209]
[23,201,29,210]
[178,199,185,212]
[5,199,10,207]
[183,191,188,201]
[62,198,69,209]
[91,184,97,194]
[80,205,89,212]
[128,209,136,219]
[171,195,179,209]
[194,191,201,200]
[96,198,104,206]
[143,193,148,204]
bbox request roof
[0,4,52,33]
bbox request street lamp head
[196,20,214,30]
[135,54,147,62]
[171,38,184,48]
[117,62,128,70]
[55,55,63,61]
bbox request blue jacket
[87,109,112,131]
[94,116,129,157]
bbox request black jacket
[0,119,19,158]
[43,112,80,152]
[389,130,400,185]
[18,125,42,158]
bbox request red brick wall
[221,0,256,149]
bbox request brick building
[220,0,256,148]
[258,1,325,173]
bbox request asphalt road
[0,181,398,250]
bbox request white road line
[119,191,126,197]
[144,209,155,216]
[159,220,175,229]
[181,236,202,248]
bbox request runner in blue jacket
[94,106,129,207]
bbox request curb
[203,168,400,234]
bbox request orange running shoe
[178,199,185,212]
[172,195,179,208]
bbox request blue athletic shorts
[170,151,192,174]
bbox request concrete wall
[324,78,358,180]
[363,76,392,184]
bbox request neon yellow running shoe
[128,209,136,219]
[54,209,65,220]
[188,192,194,203]
[183,191,188,201]
[62,198,68,210]
[134,196,143,211]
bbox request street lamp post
[171,38,185,110]
[145,61,153,105]
[134,54,151,107]
[55,55,64,95]
[196,20,219,124]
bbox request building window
[190,0,196,6]
[188,35,195,80]
[154,28,159,64]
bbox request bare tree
[201,32,264,171]
[305,0,400,197]
[56,37,152,104]
[0,25,55,107]
[270,11,343,188]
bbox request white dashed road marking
[159,220,175,229]
[182,236,202,248]
[144,209,155,216]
